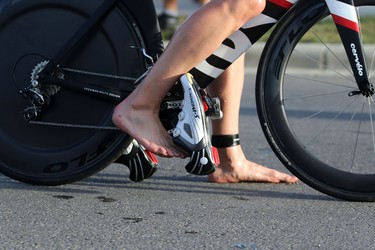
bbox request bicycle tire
[256,0,375,201]
[0,0,154,185]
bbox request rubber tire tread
[256,0,375,201]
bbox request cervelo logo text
[188,86,200,119]
[351,43,364,76]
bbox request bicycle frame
[191,0,371,94]
[5,0,375,196]
[36,0,371,103]
[36,0,162,104]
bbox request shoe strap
[211,134,240,148]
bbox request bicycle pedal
[115,140,158,182]
[199,89,223,120]
[172,73,219,175]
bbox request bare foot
[208,146,299,183]
[112,94,183,158]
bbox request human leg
[158,0,210,32]
[163,0,178,10]
[113,0,266,158]
[198,0,210,4]
[158,0,179,31]
[206,55,298,183]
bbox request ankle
[217,145,244,161]
[126,94,160,115]
[163,9,179,17]
[211,134,246,165]
[212,134,240,148]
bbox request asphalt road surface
[1,68,374,249]
[1,1,375,248]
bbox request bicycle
[0,0,374,201]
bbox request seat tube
[325,0,372,94]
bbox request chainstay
[32,64,181,130]
[28,99,183,130]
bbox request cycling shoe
[115,140,158,182]
[172,73,220,175]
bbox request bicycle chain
[29,99,182,130]
[29,66,137,130]
[30,66,182,130]
[29,120,120,130]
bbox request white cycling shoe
[172,73,221,175]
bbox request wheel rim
[258,0,375,198]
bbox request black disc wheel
[0,0,148,185]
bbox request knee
[234,0,265,22]
[219,0,266,29]
[251,0,266,17]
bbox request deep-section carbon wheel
[256,0,375,201]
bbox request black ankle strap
[211,134,240,148]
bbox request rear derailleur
[20,61,61,120]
